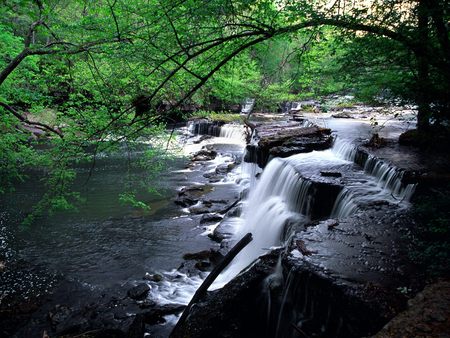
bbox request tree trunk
[416,0,431,131]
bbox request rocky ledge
[172,205,425,338]
[244,121,333,167]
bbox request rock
[192,147,217,161]
[127,284,150,300]
[125,314,145,338]
[215,163,234,174]
[48,305,72,329]
[200,213,223,224]
[244,123,333,167]
[138,299,157,309]
[171,251,279,338]
[188,203,211,214]
[178,186,204,196]
[193,135,213,144]
[141,304,186,325]
[143,273,163,282]
[365,133,386,148]
[174,196,198,207]
[320,171,342,177]
[323,219,339,229]
[183,249,224,267]
[332,111,354,118]
[194,261,211,271]
[183,250,214,261]
[372,280,450,338]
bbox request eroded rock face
[245,123,333,167]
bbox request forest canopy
[1,0,449,221]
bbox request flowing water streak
[210,158,311,289]
[331,138,416,218]
[219,124,246,140]
[188,121,245,140]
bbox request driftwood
[171,232,253,336]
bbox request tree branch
[0,102,64,138]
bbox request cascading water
[188,120,246,140]
[331,138,416,217]
[219,124,246,140]
[211,135,418,289]
[210,158,312,289]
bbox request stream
[1,113,418,337]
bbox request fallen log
[171,232,253,337]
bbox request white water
[332,138,416,218]
[219,124,246,141]
[149,119,417,318]
[211,137,417,287]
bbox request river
[1,112,418,337]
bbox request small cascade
[188,120,222,136]
[188,120,246,141]
[332,138,416,202]
[331,189,358,219]
[219,124,246,140]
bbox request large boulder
[244,122,333,167]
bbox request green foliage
[1,0,449,224]
[119,192,150,210]
[190,111,244,123]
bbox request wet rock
[174,196,198,207]
[193,135,213,144]
[320,171,342,177]
[195,261,211,271]
[200,213,223,224]
[203,172,223,182]
[127,284,150,300]
[208,231,225,243]
[171,251,279,338]
[332,111,354,118]
[189,120,224,137]
[192,147,217,161]
[225,204,242,218]
[239,188,250,200]
[48,305,73,329]
[215,163,236,174]
[143,273,163,282]
[138,299,157,309]
[188,203,211,214]
[141,304,186,325]
[183,249,224,267]
[323,218,339,229]
[365,133,386,148]
[178,186,204,195]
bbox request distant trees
[0,0,448,221]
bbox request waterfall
[188,121,245,141]
[219,124,246,140]
[189,121,221,136]
[210,158,311,289]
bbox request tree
[1,0,449,221]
